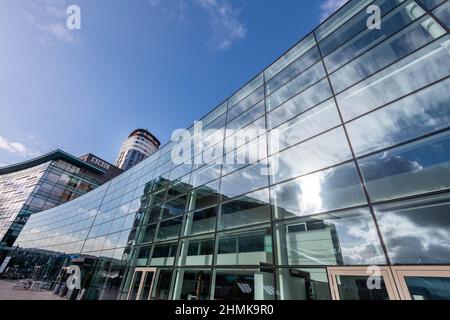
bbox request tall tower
[115,129,160,171]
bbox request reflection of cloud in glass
[272,162,366,218]
[376,196,450,264]
[348,77,450,156]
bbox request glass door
[127,268,157,300]
[391,266,450,300]
[327,267,400,300]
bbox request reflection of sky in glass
[347,77,450,157]
[375,194,450,264]
[359,130,450,201]
[272,162,366,218]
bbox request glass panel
[274,209,386,266]
[190,164,221,189]
[220,161,269,200]
[161,195,187,220]
[216,228,273,266]
[229,74,264,107]
[319,0,406,58]
[419,0,446,9]
[135,246,151,266]
[222,136,267,175]
[271,162,367,219]
[267,62,326,110]
[265,33,317,80]
[226,101,265,136]
[175,270,212,300]
[326,0,426,74]
[347,77,450,157]
[224,117,267,154]
[151,270,173,300]
[144,206,162,225]
[156,217,182,241]
[228,87,264,122]
[266,46,321,95]
[405,277,450,300]
[374,193,450,264]
[214,270,275,300]
[267,79,333,124]
[219,188,271,230]
[329,12,444,92]
[434,0,450,27]
[270,127,352,185]
[269,100,341,153]
[199,101,227,128]
[129,271,143,300]
[315,0,373,41]
[183,206,217,236]
[178,236,214,266]
[139,224,157,244]
[276,268,331,300]
[187,181,220,211]
[140,271,155,300]
[150,243,177,266]
[336,275,390,300]
[359,131,450,202]
[337,35,450,121]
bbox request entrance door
[391,266,450,300]
[327,267,400,300]
[127,268,157,300]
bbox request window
[174,270,212,300]
[178,236,214,266]
[270,127,352,185]
[271,162,367,219]
[434,0,450,27]
[269,99,341,153]
[274,209,386,266]
[156,217,182,241]
[151,270,174,300]
[266,46,321,95]
[359,131,450,202]
[183,206,217,236]
[375,193,450,264]
[220,161,269,200]
[187,181,220,211]
[219,188,271,230]
[347,77,450,157]
[329,11,443,92]
[267,62,326,110]
[216,227,273,266]
[161,195,187,220]
[276,268,331,300]
[213,270,275,300]
[337,35,450,121]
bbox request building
[4,0,450,300]
[0,150,122,267]
[115,129,160,171]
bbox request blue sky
[0,0,347,166]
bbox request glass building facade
[0,150,122,267]
[4,0,450,300]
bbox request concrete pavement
[0,280,66,300]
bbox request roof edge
[0,149,106,175]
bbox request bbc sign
[89,156,111,170]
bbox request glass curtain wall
[9,0,450,300]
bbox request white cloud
[320,0,349,22]
[148,0,247,51]
[196,0,247,51]
[0,135,41,157]
[21,0,79,45]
